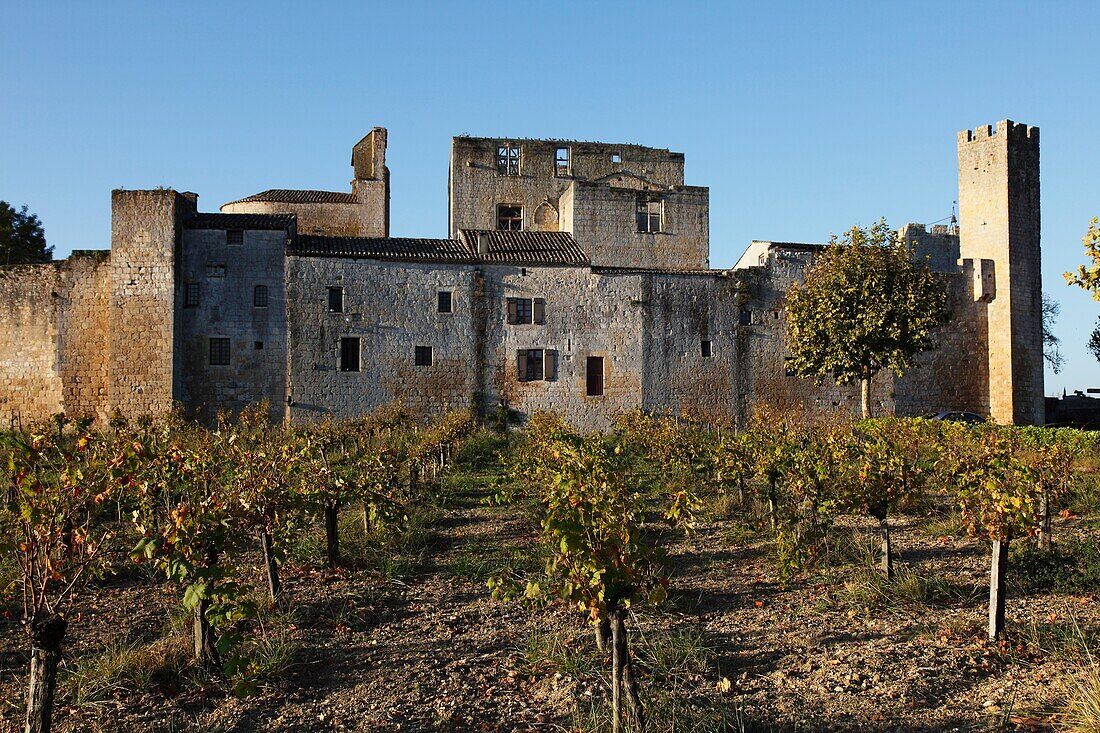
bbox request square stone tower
[957,121,1043,425]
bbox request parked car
[925,410,987,424]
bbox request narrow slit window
[340,337,360,372]
[497,204,523,231]
[209,337,231,366]
[328,287,344,313]
[438,291,453,313]
[185,283,200,308]
[253,284,268,308]
[415,345,433,367]
[701,340,712,358]
[586,356,604,397]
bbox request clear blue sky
[2,1,1097,396]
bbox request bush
[453,426,510,471]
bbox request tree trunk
[988,535,1010,641]
[611,608,644,732]
[595,617,611,652]
[1038,495,1052,551]
[260,527,282,606]
[860,376,872,419]
[193,596,220,670]
[324,503,340,571]
[767,476,778,532]
[24,613,66,733]
[879,516,893,580]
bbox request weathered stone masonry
[0,121,1044,428]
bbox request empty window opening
[555,147,571,176]
[738,309,751,327]
[611,152,622,164]
[226,229,244,245]
[497,204,523,231]
[701,340,712,358]
[328,287,344,313]
[516,349,557,382]
[253,284,268,308]
[209,337,231,366]
[415,345,433,367]
[340,337,360,372]
[636,193,663,233]
[586,356,605,396]
[496,143,521,176]
[254,341,264,350]
[506,297,544,324]
[185,283,200,308]
[438,291,453,313]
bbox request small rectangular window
[205,263,226,278]
[254,341,264,350]
[328,287,344,313]
[185,283,200,308]
[611,152,622,164]
[636,193,662,233]
[415,345,433,367]
[506,297,533,324]
[497,204,523,231]
[340,337,360,372]
[739,309,751,327]
[555,147,571,176]
[253,284,268,308]
[586,356,604,396]
[226,229,244,245]
[438,291,453,313]
[517,349,556,382]
[209,337,231,366]
[533,298,545,324]
[496,143,521,176]
[701,340,712,358]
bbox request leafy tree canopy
[784,219,950,417]
[1065,217,1100,299]
[0,201,52,265]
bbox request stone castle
[0,121,1044,429]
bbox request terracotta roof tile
[185,213,296,231]
[458,229,590,266]
[224,189,358,206]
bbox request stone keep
[0,121,1047,429]
[957,122,1044,425]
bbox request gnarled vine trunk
[24,613,67,733]
[1038,496,1052,551]
[260,527,282,605]
[193,596,220,670]
[324,503,340,570]
[610,607,645,733]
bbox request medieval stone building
[0,121,1044,429]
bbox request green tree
[785,220,950,418]
[1090,320,1100,363]
[0,202,52,266]
[1065,217,1100,297]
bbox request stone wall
[286,258,479,420]
[0,252,111,428]
[221,200,385,238]
[176,228,288,421]
[957,121,1044,424]
[108,190,184,420]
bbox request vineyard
[1,408,1099,733]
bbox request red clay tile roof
[185,213,296,231]
[292,230,590,266]
[458,230,590,266]
[223,189,358,206]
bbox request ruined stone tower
[957,121,1043,425]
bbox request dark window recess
[226,229,244,245]
[340,337,360,372]
[209,338,231,366]
[739,309,751,327]
[254,341,264,350]
[496,143,520,176]
[516,349,557,382]
[438,291,453,313]
[586,356,604,396]
[184,283,200,308]
[701,340,712,358]
[497,204,522,231]
[328,287,344,313]
[636,193,662,233]
[506,297,535,324]
[415,345,433,367]
[253,284,268,308]
[784,357,797,377]
[555,147,571,176]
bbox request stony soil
[0,472,1096,733]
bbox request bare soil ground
[1,469,1096,733]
